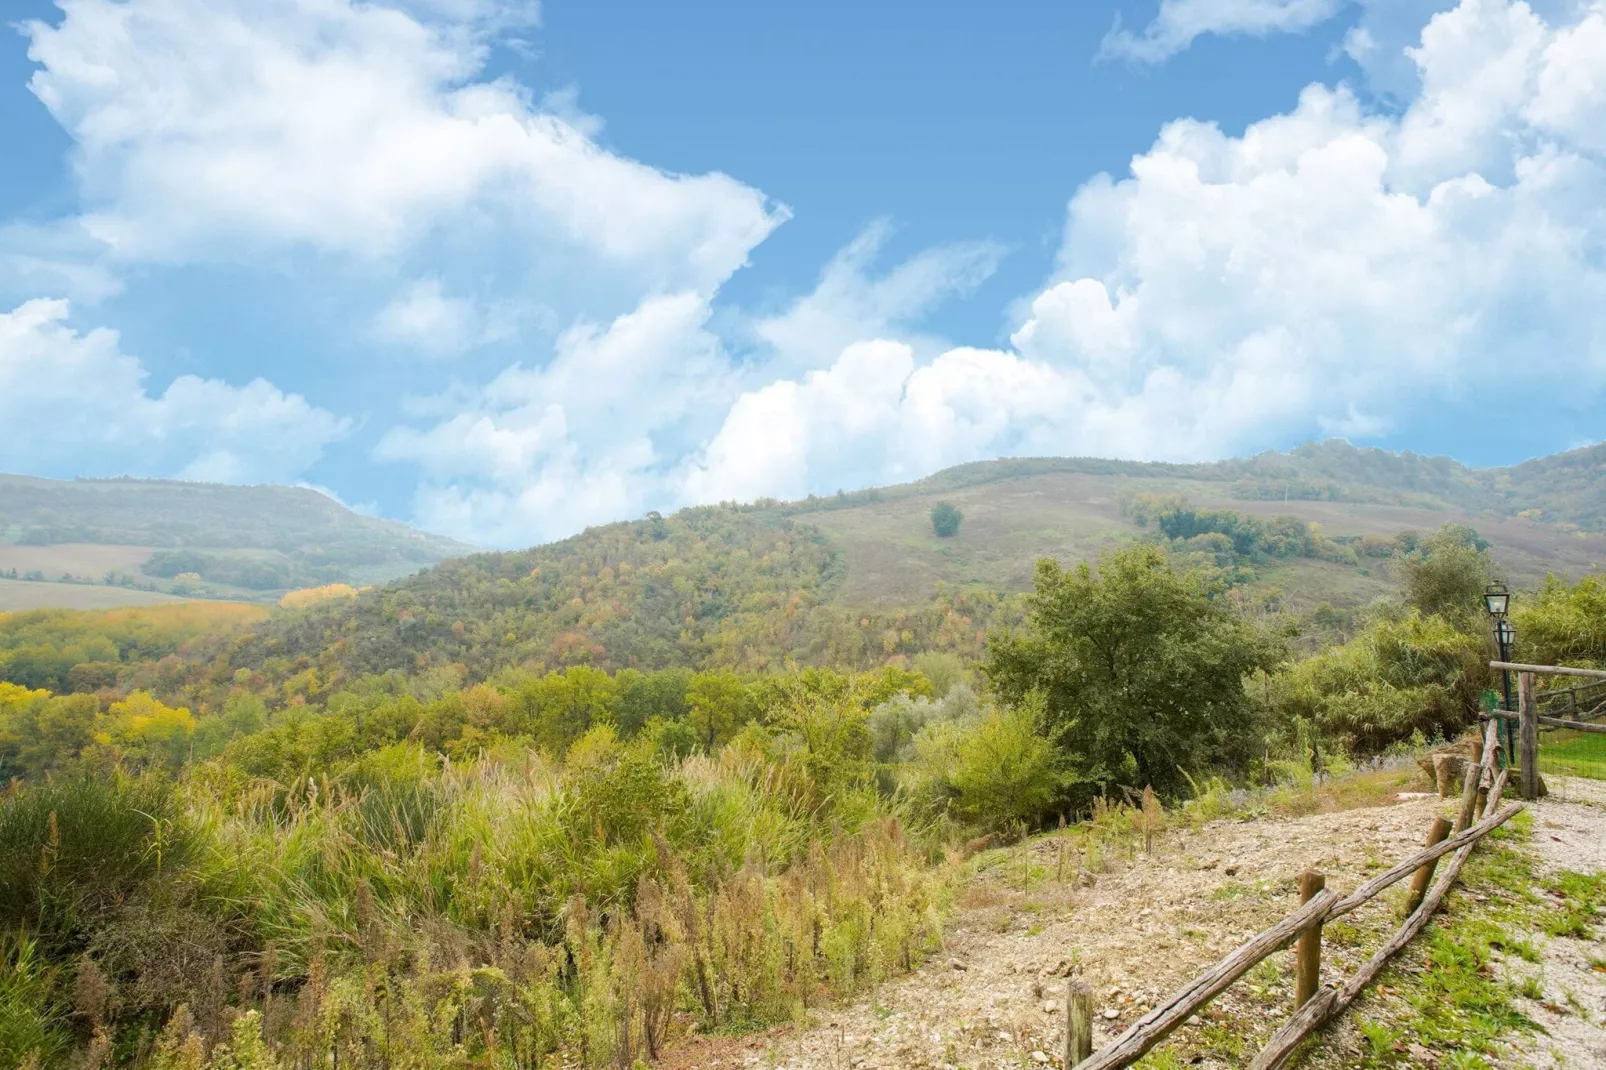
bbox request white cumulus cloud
[1101,0,1351,63]
[23,0,784,299]
[689,0,1606,509]
[0,299,349,482]
[375,291,731,545]
[372,278,511,358]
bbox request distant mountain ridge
[771,440,1606,532]
[0,475,474,605]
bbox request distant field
[0,542,155,580]
[0,577,197,611]
[806,472,1606,613]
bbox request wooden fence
[1064,716,1523,1069]
[1487,662,1606,800]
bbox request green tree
[685,672,754,751]
[1397,523,1491,621]
[984,546,1283,799]
[930,502,963,538]
[615,668,692,736]
[518,666,619,754]
[1268,608,1486,753]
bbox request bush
[1268,608,1487,753]
[930,502,963,538]
[986,546,1284,800]
[904,700,1062,833]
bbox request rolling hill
[200,440,1605,696]
[0,475,474,609]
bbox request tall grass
[0,738,950,1067]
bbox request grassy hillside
[804,469,1605,614]
[0,475,473,607]
[6,440,1600,698]
[787,439,1606,527]
[0,579,195,612]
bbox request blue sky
[0,0,1603,547]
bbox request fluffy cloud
[16,0,1606,551]
[372,278,511,358]
[376,223,1007,545]
[1101,0,1350,63]
[375,292,730,545]
[751,222,1003,377]
[23,0,783,298]
[0,299,349,481]
[689,0,1606,506]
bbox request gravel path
[672,791,1459,1069]
[1497,775,1606,1069]
[667,777,1606,1070]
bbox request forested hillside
[0,475,473,606]
[151,442,1596,702]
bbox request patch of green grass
[1537,730,1606,781]
[1319,817,1545,1068]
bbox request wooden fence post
[1519,672,1540,801]
[1066,980,1094,1067]
[1404,818,1452,916]
[1455,737,1483,833]
[1294,871,1325,1009]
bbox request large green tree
[984,546,1283,799]
[1397,523,1492,622]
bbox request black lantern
[1486,584,1516,764]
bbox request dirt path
[1495,775,1606,1069]
[676,791,1464,1069]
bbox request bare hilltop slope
[803,467,1605,614]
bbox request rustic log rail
[1488,661,1606,680]
[1068,726,1522,1069]
[1488,708,1606,735]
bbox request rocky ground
[667,772,1606,1070]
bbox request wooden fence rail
[1489,708,1606,734]
[1067,724,1521,1069]
[1488,661,1606,680]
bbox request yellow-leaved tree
[98,690,197,770]
[278,584,360,610]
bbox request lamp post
[1484,582,1515,765]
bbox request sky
[0,0,1603,548]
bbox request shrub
[1268,608,1487,753]
[986,546,1284,800]
[906,700,1062,833]
[930,502,963,538]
